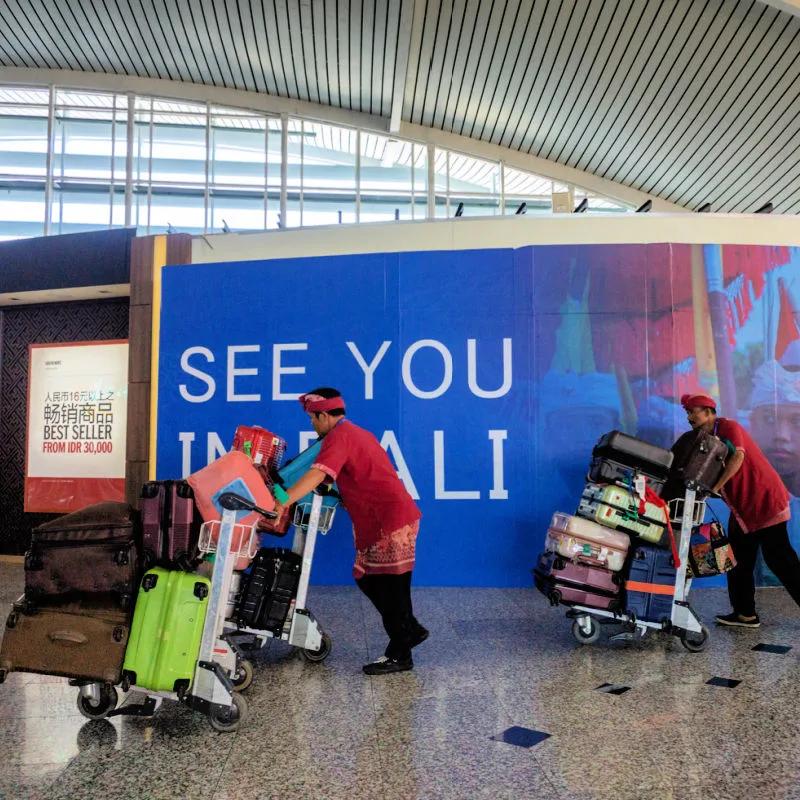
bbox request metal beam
[389,0,420,134]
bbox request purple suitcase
[533,552,621,611]
[140,481,201,571]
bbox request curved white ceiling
[0,0,798,214]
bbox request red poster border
[25,340,129,513]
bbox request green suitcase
[123,567,210,695]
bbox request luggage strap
[642,485,680,569]
[626,580,675,596]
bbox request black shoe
[363,656,413,675]
[715,612,761,628]
[411,627,429,648]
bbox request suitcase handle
[218,492,278,519]
[48,630,88,646]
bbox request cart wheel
[680,624,710,653]
[571,617,600,646]
[301,632,333,663]
[209,693,247,733]
[231,659,254,692]
[77,685,118,721]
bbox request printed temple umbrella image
[535,243,793,418]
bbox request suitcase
[662,429,728,499]
[577,483,669,547]
[232,425,287,469]
[122,568,210,695]
[533,552,621,610]
[235,548,302,634]
[625,544,677,623]
[140,480,202,571]
[545,512,630,573]
[589,431,674,494]
[24,502,139,608]
[0,599,129,684]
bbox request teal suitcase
[123,568,210,695]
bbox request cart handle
[218,492,278,519]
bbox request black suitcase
[589,431,674,493]
[662,429,728,499]
[25,502,139,609]
[236,548,302,633]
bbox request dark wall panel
[0,300,129,554]
[0,228,135,294]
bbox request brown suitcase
[25,502,139,607]
[662,429,728,499]
[0,599,129,684]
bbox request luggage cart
[565,483,711,653]
[74,492,275,732]
[223,488,339,679]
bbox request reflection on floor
[0,562,798,800]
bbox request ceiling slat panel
[182,0,226,85]
[236,0,271,93]
[431,0,468,131]
[113,0,168,80]
[215,0,252,91]
[204,0,239,88]
[271,1,300,98]
[504,0,573,152]
[420,0,454,129]
[458,1,516,140]
[711,77,800,210]
[0,3,43,67]
[409,0,439,124]
[635,1,772,195]
[377,0,399,119]
[91,0,148,78]
[335,0,351,110]
[148,0,197,82]
[312,0,331,106]
[539,0,624,161]
[601,2,744,185]
[466,0,524,140]
[134,0,189,82]
[261,1,290,97]
[665,12,800,206]
[49,1,106,73]
[518,0,598,157]
[578,0,694,175]
[9,0,77,70]
[370,0,387,116]
[608,0,740,186]
[295,0,318,103]
[321,0,339,106]
[349,0,364,111]
[360,0,376,114]
[440,0,482,134]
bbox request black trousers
[726,517,800,617]
[356,572,422,662]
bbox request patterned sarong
[352,520,419,579]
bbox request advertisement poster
[155,245,800,587]
[25,340,129,513]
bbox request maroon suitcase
[24,502,138,609]
[140,480,201,571]
[662,429,728,499]
[0,599,129,685]
[533,552,621,611]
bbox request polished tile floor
[1,562,799,800]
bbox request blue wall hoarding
[155,243,800,587]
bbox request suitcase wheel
[6,611,19,629]
[194,582,209,600]
[612,573,624,587]
[0,668,7,684]
[174,551,192,572]
[24,551,42,572]
[112,625,125,643]
[114,549,130,566]
[549,590,562,607]
[122,671,134,691]
[142,573,159,591]
[142,549,156,571]
[553,556,566,570]
[176,481,194,499]
[141,482,161,498]
[174,679,190,700]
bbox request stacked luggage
[534,430,679,622]
[0,501,140,685]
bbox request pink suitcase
[545,512,630,573]
[533,552,621,611]
[140,480,202,571]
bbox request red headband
[680,393,717,411]
[299,393,346,413]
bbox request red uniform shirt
[716,418,791,533]
[312,420,421,550]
